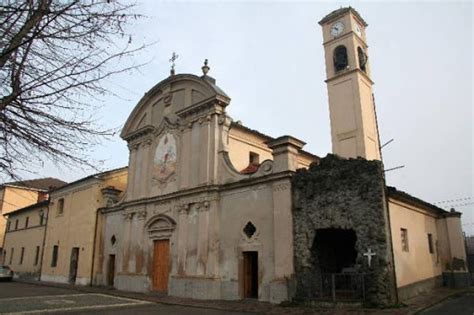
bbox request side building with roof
[2,201,49,280]
[40,167,127,285]
[0,177,66,263]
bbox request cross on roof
[169,52,179,75]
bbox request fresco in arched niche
[152,133,177,183]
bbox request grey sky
[14,1,474,231]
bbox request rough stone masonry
[291,154,398,306]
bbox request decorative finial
[202,59,210,76]
[169,52,179,76]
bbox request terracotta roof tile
[240,163,259,175]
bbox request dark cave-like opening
[312,228,358,273]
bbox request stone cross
[363,248,376,267]
[169,51,179,75]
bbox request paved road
[0,281,256,314]
[420,293,474,315]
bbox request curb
[410,289,472,315]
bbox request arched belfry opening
[357,47,368,72]
[312,228,358,273]
[333,45,348,72]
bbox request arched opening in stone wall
[312,228,357,273]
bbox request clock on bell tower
[319,7,381,160]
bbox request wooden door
[107,255,115,286]
[243,251,258,298]
[153,239,170,292]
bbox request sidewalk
[18,280,471,314]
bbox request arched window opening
[358,47,368,72]
[333,45,348,72]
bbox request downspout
[90,206,100,286]
[39,201,50,281]
[1,215,7,265]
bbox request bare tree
[0,0,145,179]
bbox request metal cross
[169,52,179,75]
[363,248,376,267]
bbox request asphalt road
[420,293,474,315]
[0,281,256,314]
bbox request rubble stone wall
[291,154,397,306]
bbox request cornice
[175,96,228,120]
[122,125,155,142]
[323,31,369,49]
[101,171,294,214]
[325,68,374,85]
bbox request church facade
[92,7,468,306]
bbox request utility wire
[434,197,472,204]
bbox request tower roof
[319,6,368,27]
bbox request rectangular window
[25,217,29,228]
[428,233,434,254]
[20,247,25,265]
[401,228,409,252]
[9,248,14,265]
[7,221,11,231]
[51,245,59,267]
[39,212,44,225]
[57,198,64,215]
[15,219,18,230]
[249,152,260,165]
[34,246,40,265]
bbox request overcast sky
[14,1,474,232]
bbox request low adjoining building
[40,167,127,285]
[0,178,66,262]
[2,201,49,280]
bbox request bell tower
[319,7,381,160]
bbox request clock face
[355,24,362,37]
[331,21,345,37]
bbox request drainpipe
[1,215,7,265]
[90,207,100,286]
[39,201,50,281]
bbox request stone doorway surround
[145,214,176,293]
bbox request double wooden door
[152,239,170,292]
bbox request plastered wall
[3,206,47,279]
[389,199,442,288]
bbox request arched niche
[145,214,176,240]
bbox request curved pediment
[145,214,177,240]
[121,74,230,141]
